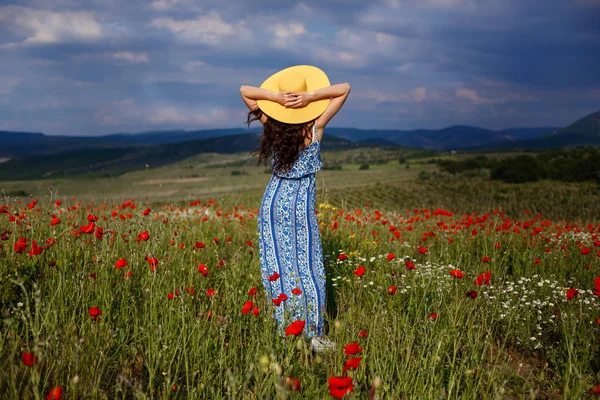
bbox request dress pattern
[257,123,326,338]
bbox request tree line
[438,147,600,184]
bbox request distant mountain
[0,124,560,157]
[326,126,559,150]
[0,133,358,180]
[357,137,399,146]
[487,110,600,149]
[102,128,262,144]
[2,115,587,157]
[0,128,261,158]
[388,125,509,150]
[499,127,560,140]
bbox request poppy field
[1,193,600,399]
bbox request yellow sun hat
[256,65,331,124]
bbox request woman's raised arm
[311,83,351,129]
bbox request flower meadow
[1,197,600,399]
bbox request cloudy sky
[1,0,598,136]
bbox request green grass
[1,148,600,398]
[1,193,599,399]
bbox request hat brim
[257,65,331,124]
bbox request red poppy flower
[87,214,99,222]
[248,287,258,296]
[590,384,600,394]
[473,270,491,286]
[427,313,438,321]
[115,258,128,269]
[137,230,150,242]
[387,285,397,295]
[145,255,159,268]
[143,207,151,216]
[328,376,353,399]
[343,342,363,356]
[358,330,369,337]
[581,247,590,255]
[481,256,490,263]
[246,240,253,247]
[449,269,464,279]
[285,377,301,391]
[195,241,206,249]
[46,386,62,400]
[566,287,578,300]
[206,288,216,297]
[353,265,366,277]
[268,272,280,281]
[272,298,282,306]
[252,307,260,317]
[89,307,102,321]
[292,287,302,295]
[79,222,95,234]
[594,277,600,296]
[465,290,478,300]
[278,293,288,302]
[198,264,208,277]
[343,357,362,371]
[242,301,254,315]
[185,286,195,296]
[338,253,348,261]
[418,247,427,255]
[387,253,396,261]
[50,216,61,226]
[405,260,416,271]
[285,320,306,336]
[22,351,37,367]
[213,237,219,244]
[27,240,43,256]
[206,310,213,319]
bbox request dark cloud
[0,0,598,135]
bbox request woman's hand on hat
[278,91,296,107]
[283,91,312,108]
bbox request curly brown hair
[247,108,315,175]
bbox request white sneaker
[311,337,336,353]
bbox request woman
[239,65,350,352]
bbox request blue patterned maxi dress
[257,123,326,339]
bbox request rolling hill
[0,124,563,158]
[0,128,262,158]
[0,133,361,180]
[483,110,600,149]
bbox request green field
[2,148,599,221]
[1,148,600,399]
